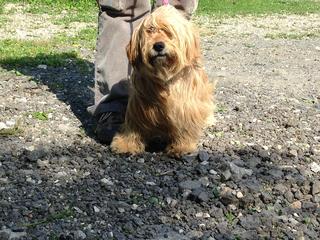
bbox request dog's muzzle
[150,41,168,63]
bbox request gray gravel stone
[198,150,210,162]
[189,188,209,203]
[229,162,253,179]
[179,180,202,190]
[239,214,261,230]
[74,230,86,240]
[311,180,320,195]
[221,170,231,181]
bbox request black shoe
[95,111,125,144]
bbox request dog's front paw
[111,133,145,154]
[166,142,197,158]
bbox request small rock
[0,229,27,240]
[186,230,203,239]
[37,64,47,70]
[73,207,83,214]
[221,170,231,181]
[118,208,125,213]
[288,149,298,158]
[209,169,217,175]
[236,191,244,199]
[86,156,94,163]
[220,186,237,205]
[179,180,201,190]
[137,158,145,163]
[93,206,100,213]
[37,159,49,168]
[24,148,47,162]
[26,177,36,184]
[56,171,67,178]
[100,178,114,186]
[260,192,273,204]
[288,217,299,225]
[182,190,192,198]
[284,190,294,202]
[131,204,138,210]
[0,177,9,184]
[228,204,237,211]
[274,183,287,194]
[199,177,210,187]
[198,151,209,162]
[310,162,320,173]
[311,180,320,195]
[0,122,8,130]
[302,201,317,211]
[313,194,320,203]
[74,230,86,240]
[200,160,209,165]
[195,212,203,218]
[269,169,284,179]
[146,181,156,186]
[294,190,304,200]
[170,199,178,207]
[229,162,253,179]
[239,215,261,230]
[182,153,197,163]
[5,120,15,127]
[189,188,209,203]
[290,200,302,209]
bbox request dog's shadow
[0,52,96,137]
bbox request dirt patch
[0,3,94,40]
[195,14,320,38]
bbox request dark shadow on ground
[0,53,95,137]
[0,141,318,239]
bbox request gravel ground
[0,8,320,240]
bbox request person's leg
[153,0,198,17]
[88,0,151,143]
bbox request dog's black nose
[153,42,165,52]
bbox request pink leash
[162,0,169,5]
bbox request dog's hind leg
[111,130,145,154]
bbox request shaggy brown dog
[111,5,214,157]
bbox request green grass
[265,31,320,39]
[0,0,96,14]
[23,208,74,228]
[225,211,236,224]
[198,0,320,16]
[0,125,23,136]
[1,0,320,17]
[0,28,96,68]
[31,111,49,121]
[0,39,79,67]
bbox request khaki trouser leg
[88,0,198,117]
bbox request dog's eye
[147,27,156,33]
[161,28,173,38]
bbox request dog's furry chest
[132,83,199,136]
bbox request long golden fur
[111,5,214,157]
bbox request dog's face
[127,6,200,77]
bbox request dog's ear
[126,25,141,66]
[126,39,137,65]
[186,27,201,63]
